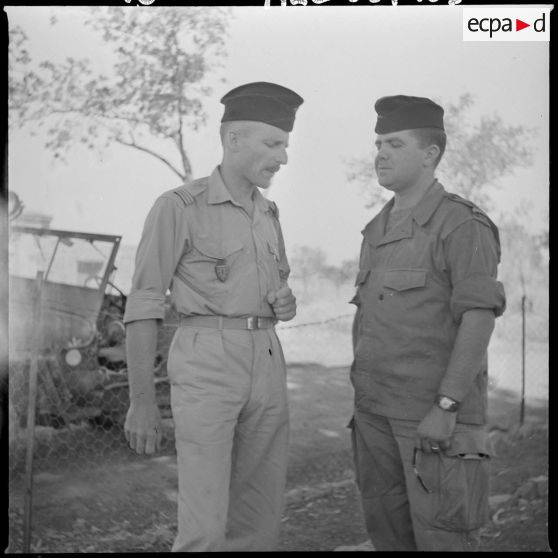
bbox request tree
[497,204,548,310]
[8,6,231,182]
[321,258,359,293]
[289,245,328,295]
[346,94,536,211]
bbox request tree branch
[170,37,193,182]
[17,106,149,133]
[114,137,185,181]
[48,107,149,129]
[176,114,192,181]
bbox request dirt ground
[7,363,550,553]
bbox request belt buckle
[246,316,258,330]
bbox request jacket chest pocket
[383,268,427,292]
[354,268,429,311]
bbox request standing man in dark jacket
[350,95,506,551]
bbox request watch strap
[436,394,460,412]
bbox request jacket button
[378,294,384,301]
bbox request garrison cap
[374,95,444,134]
[220,81,304,132]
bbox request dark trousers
[351,410,490,551]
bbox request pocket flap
[383,269,427,291]
[355,269,370,286]
[446,430,493,458]
[194,236,243,260]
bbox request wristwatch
[436,394,460,413]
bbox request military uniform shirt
[351,180,506,424]
[123,167,290,324]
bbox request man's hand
[124,401,163,455]
[415,405,456,454]
[267,285,296,321]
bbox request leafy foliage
[497,204,548,310]
[440,94,535,207]
[8,7,231,181]
[290,245,329,281]
[321,259,359,289]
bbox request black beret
[221,81,304,132]
[374,95,444,134]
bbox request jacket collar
[363,180,446,247]
[412,179,445,226]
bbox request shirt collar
[207,166,273,214]
[207,167,237,205]
[253,186,273,215]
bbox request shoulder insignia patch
[172,181,207,208]
[174,189,195,206]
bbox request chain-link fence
[8,320,177,482]
[7,275,548,551]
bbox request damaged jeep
[9,225,173,430]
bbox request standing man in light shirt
[123,82,303,552]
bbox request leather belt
[179,315,277,330]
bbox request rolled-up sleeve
[444,218,506,323]
[123,195,190,324]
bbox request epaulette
[445,192,500,246]
[171,181,207,208]
[445,192,489,219]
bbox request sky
[6,3,550,267]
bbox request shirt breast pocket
[266,240,284,288]
[196,235,243,267]
[180,236,244,295]
[267,240,280,263]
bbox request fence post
[520,294,526,427]
[23,271,44,553]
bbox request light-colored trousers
[167,325,289,552]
